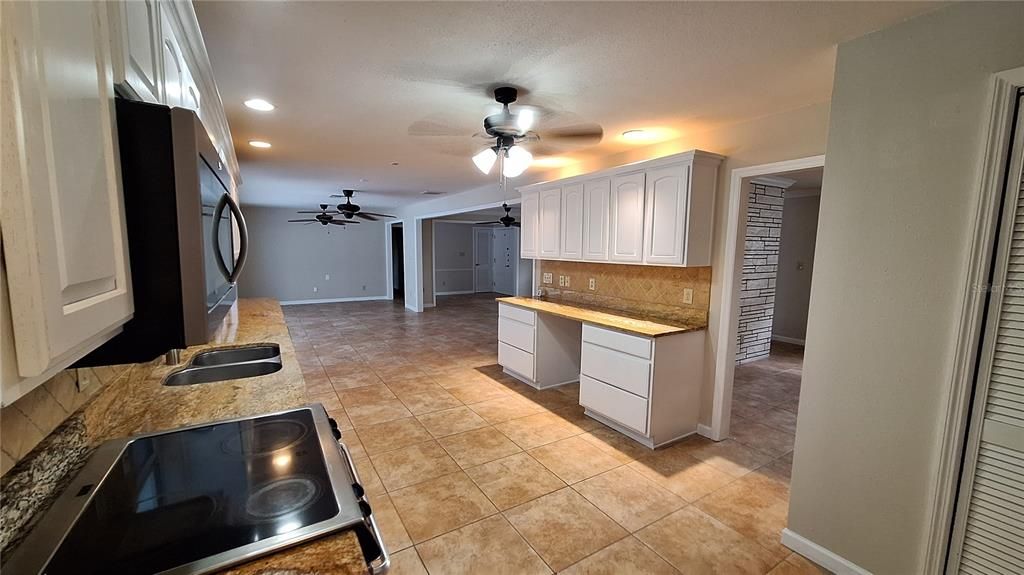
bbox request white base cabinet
[580,325,705,448]
[497,303,581,389]
[519,150,723,267]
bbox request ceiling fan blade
[355,213,379,222]
[536,123,603,144]
[361,212,396,219]
[297,210,340,214]
[288,219,319,222]
[328,220,349,225]
[476,221,501,225]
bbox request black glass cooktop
[44,410,340,575]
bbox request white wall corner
[780,529,873,575]
[750,175,797,189]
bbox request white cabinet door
[108,0,161,103]
[643,164,690,265]
[160,10,184,107]
[560,183,584,260]
[1,0,133,380]
[182,64,201,112]
[583,178,610,261]
[520,192,540,258]
[609,172,646,262]
[539,187,562,259]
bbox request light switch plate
[588,278,596,290]
[325,274,330,280]
[683,288,693,304]
[565,276,571,288]
[313,286,318,293]
[543,272,552,284]
[558,275,565,287]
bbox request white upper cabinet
[160,11,185,108]
[539,187,562,259]
[1,0,133,382]
[520,192,540,258]
[583,178,611,261]
[108,0,161,103]
[561,183,584,260]
[609,172,646,263]
[643,164,689,265]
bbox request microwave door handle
[212,194,249,284]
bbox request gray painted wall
[772,192,819,343]
[237,206,388,302]
[432,222,475,294]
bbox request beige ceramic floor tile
[347,399,414,428]
[352,455,385,497]
[357,417,433,456]
[574,466,685,532]
[341,428,366,459]
[730,416,796,457]
[504,488,627,572]
[386,377,445,397]
[339,384,397,408]
[416,515,551,575]
[494,411,585,450]
[761,407,799,435]
[416,406,489,438]
[366,493,412,552]
[464,452,566,510]
[447,380,509,404]
[328,370,385,391]
[370,441,460,491]
[527,436,624,484]
[578,426,656,463]
[629,447,736,502]
[684,439,776,478]
[468,395,547,424]
[636,506,778,574]
[439,426,522,468]
[694,472,792,560]
[559,536,678,575]
[386,548,427,575]
[767,553,830,574]
[753,453,794,489]
[389,471,497,543]
[395,387,463,415]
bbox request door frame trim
[925,65,1024,574]
[711,154,825,442]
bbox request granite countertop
[496,296,707,337]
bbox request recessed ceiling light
[391,162,400,166]
[244,98,275,111]
[533,156,574,168]
[248,140,272,148]
[422,190,444,195]
[622,129,655,142]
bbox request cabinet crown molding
[517,149,724,193]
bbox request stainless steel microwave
[78,99,248,367]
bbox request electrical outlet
[558,275,565,287]
[683,288,694,304]
[589,278,596,290]
[325,274,330,280]
[362,285,367,291]
[543,272,552,284]
[313,286,318,293]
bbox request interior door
[474,227,494,293]
[947,91,1024,573]
[492,229,516,295]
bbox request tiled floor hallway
[285,294,824,574]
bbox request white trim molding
[781,529,873,575]
[436,290,475,296]
[712,154,826,441]
[923,65,1024,574]
[749,175,797,189]
[280,295,390,306]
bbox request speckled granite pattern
[496,297,707,337]
[0,299,367,573]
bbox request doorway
[391,223,404,300]
[473,227,493,293]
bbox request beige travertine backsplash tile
[0,365,130,476]
[538,261,711,326]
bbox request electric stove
[3,405,388,574]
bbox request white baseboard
[697,423,723,441]
[280,295,390,305]
[435,290,475,296]
[780,529,872,575]
[772,335,806,346]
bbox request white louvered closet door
[949,91,1024,575]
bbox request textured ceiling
[195,1,937,211]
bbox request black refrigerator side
[75,99,189,367]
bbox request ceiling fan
[288,204,361,227]
[328,189,396,221]
[476,203,520,228]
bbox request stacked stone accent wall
[737,184,785,362]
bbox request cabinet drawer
[498,303,536,326]
[582,324,652,359]
[498,317,535,353]
[499,342,535,380]
[581,342,651,398]
[580,375,648,435]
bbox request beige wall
[773,192,820,343]
[788,3,1024,573]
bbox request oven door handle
[338,441,390,574]
[212,193,249,284]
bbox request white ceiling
[195,1,937,211]
[433,204,522,223]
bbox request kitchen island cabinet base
[582,409,697,450]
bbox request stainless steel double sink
[163,343,283,386]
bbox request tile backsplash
[537,261,711,326]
